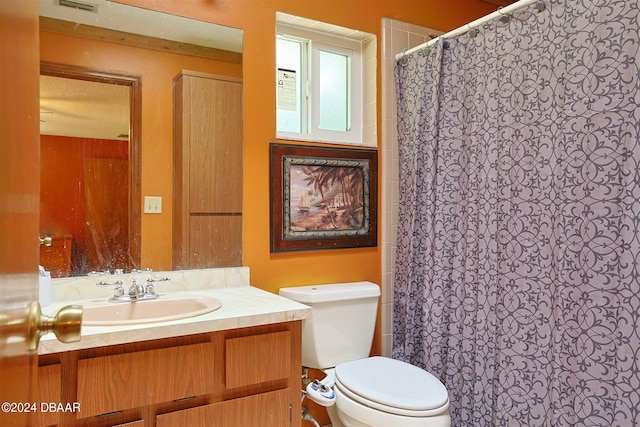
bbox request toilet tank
[279,282,380,369]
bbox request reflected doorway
[39,62,141,276]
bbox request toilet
[279,282,451,427]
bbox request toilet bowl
[333,357,450,427]
[279,282,451,427]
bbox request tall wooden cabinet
[173,71,242,269]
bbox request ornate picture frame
[270,143,378,252]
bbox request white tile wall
[380,18,442,357]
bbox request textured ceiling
[40,75,130,140]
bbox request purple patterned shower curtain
[393,1,640,426]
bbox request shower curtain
[393,1,640,426]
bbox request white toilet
[279,282,451,427]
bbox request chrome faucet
[97,277,168,303]
[128,278,145,300]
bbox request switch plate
[144,196,162,214]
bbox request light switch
[144,196,162,214]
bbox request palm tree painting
[270,143,377,252]
[290,164,364,232]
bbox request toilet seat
[335,357,449,417]
[334,386,451,427]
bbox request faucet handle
[96,280,124,287]
[145,283,156,296]
[147,277,170,284]
[96,280,125,298]
[145,277,169,296]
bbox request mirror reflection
[38,0,243,277]
[40,74,131,276]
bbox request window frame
[276,23,364,145]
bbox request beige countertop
[39,268,311,354]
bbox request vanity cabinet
[37,321,301,427]
[173,71,242,270]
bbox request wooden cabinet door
[157,390,290,427]
[225,331,291,389]
[184,75,242,214]
[189,216,241,268]
[37,364,61,427]
[77,343,214,417]
[223,389,291,427]
[156,402,223,427]
[173,71,242,270]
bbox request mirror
[39,63,140,277]
[38,0,243,277]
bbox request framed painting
[270,143,378,252]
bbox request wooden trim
[40,61,142,272]
[178,69,243,82]
[40,16,242,64]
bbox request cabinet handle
[172,396,196,403]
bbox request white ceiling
[39,0,243,140]
[40,75,130,140]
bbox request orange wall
[41,0,494,293]
[115,0,493,294]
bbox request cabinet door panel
[156,403,223,427]
[223,389,290,427]
[77,342,214,417]
[225,331,291,389]
[37,364,61,427]
[189,215,242,268]
[186,77,242,214]
[157,390,290,427]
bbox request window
[276,14,376,146]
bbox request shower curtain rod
[396,0,540,60]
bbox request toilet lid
[335,357,449,414]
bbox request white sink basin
[82,294,222,326]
